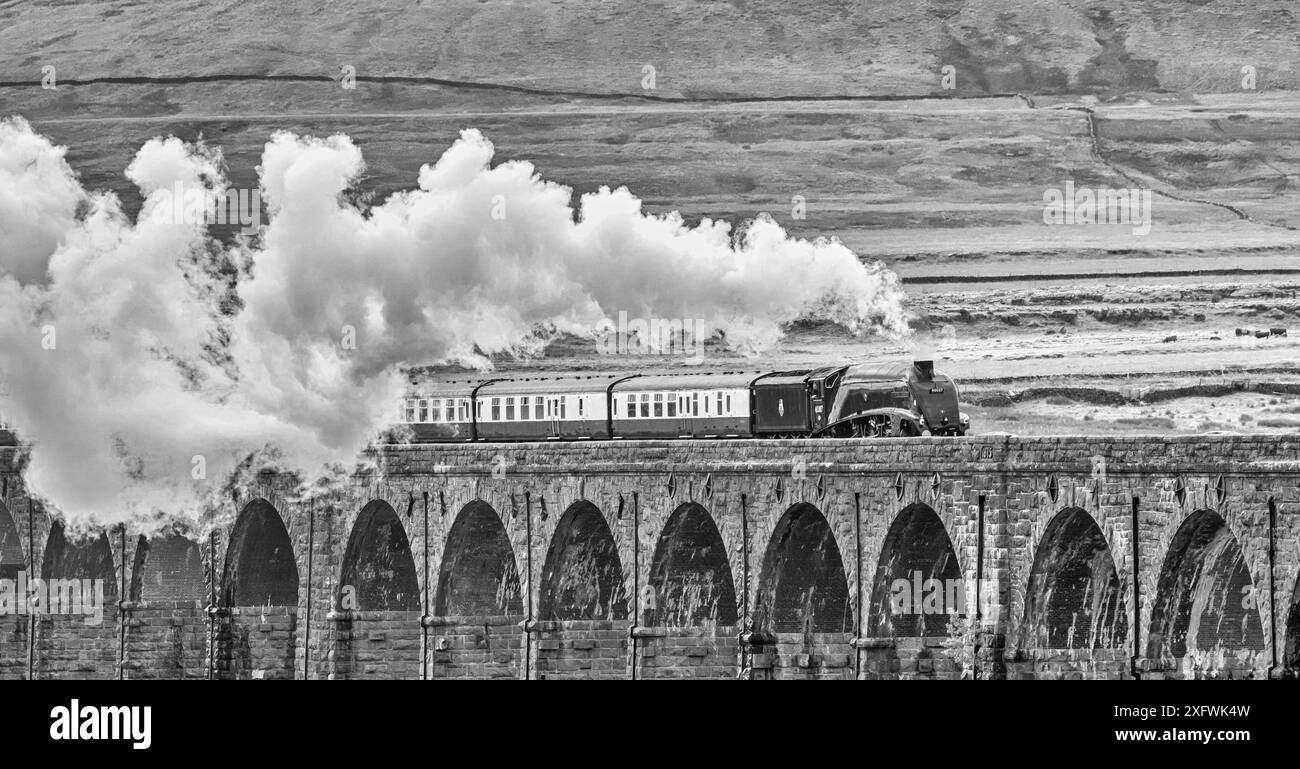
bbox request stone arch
[340,500,420,612]
[125,532,205,680]
[1021,507,1126,650]
[129,531,204,603]
[42,521,117,599]
[1285,573,1300,674]
[647,502,738,627]
[867,502,961,637]
[217,499,299,680]
[0,500,23,579]
[538,501,628,621]
[36,522,118,680]
[221,499,298,607]
[435,500,522,616]
[1147,509,1264,664]
[755,503,850,634]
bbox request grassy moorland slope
[1,0,1299,96]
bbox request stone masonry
[0,434,1297,680]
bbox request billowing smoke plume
[0,117,908,527]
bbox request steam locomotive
[400,360,969,442]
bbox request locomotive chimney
[914,360,934,381]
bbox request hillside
[2,0,1300,436]
[2,0,1299,97]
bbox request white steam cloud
[0,117,908,527]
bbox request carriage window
[704,394,711,416]
[560,398,567,419]
[725,393,732,414]
[535,396,545,420]
[578,397,585,417]
[443,399,454,421]
[626,395,636,418]
[417,399,429,422]
[490,398,501,421]
[404,399,417,423]
[718,392,726,415]
[653,393,663,417]
[429,399,443,422]
[666,394,677,417]
[459,400,469,421]
[639,393,650,418]
[505,397,516,420]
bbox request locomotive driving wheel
[815,408,927,439]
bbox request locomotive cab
[819,360,968,437]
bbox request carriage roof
[614,371,761,392]
[478,374,624,396]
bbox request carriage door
[670,392,684,436]
[546,396,563,437]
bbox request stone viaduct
[1,434,1298,680]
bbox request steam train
[400,360,969,442]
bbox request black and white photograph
[0,0,1295,752]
